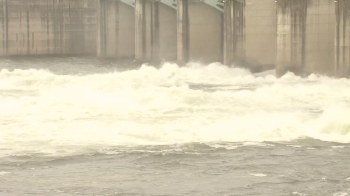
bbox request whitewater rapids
[0,60,349,158]
[1,58,350,196]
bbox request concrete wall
[223,0,244,65]
[158,2,177,62]
[335,0,350,77]
[135,0,176,62]
[276,0,307,76]
[177,0,223,64]
[177,0,189,63]
[97,0,135,58]
[224,0,276,72]
[305,0,335,75]
[0,0,97,56]
[244,0,277,71]
[135,0,149,61]
[1,0,349,78]
[276,0,335,76]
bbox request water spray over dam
[0,0,349,77]
[1,2,350,194]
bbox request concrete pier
[135,0,177,62]
[0,0,97,56]
[223,0,244,66]
[276,0,335,76]
[177,0,223,64]
[244,0,277,72]
[224,0,277,72]
[335,0,350,77]
[97,0,135,58]
[276,0,307,76]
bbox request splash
[0,62,350,157]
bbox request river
[0,57,350,196]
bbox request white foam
[207,143,239,150]
[288,145,303,148]
[1,62,350,156]
[0,171,10,176]
[250,173,267,177]
[242,142,275,147]
[332,146,345,149]
[292,192,306,196]
[333,192,348,196]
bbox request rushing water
[0,57,350,196]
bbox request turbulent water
[0,57,350,196]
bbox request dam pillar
[135,0,177,63]
[224,0,277,72]
[177,0,224,64]
[97,0,135,58]
[276,0,335,77]
[276,0,307,76]
[335,0,350,78]
[223,0,244,66]
[244,0,277,72]
[0,0,8,55]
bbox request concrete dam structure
[0,0,350,77]
[0,0,97,56]
[97,0,135,58]
[276,0,336,76]
[335,0,350,77]
[134,0,177,62]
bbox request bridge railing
[159,0,177,9]
[187,0,244,12]
[120,0,135,7]
[118,0,244,11]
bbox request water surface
[0,57,350,196]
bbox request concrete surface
[97,0,135,58]
[177,0,223,64]
[0,0,349,78]
[335,0,350,77]
[135,0,176,62]
[276,0,335,76]
[0,0,97,56]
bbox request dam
[0,0,349,77]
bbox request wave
[0,62,350,157]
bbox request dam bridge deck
[116,0,244,11]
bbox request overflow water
[0,58,350,195]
